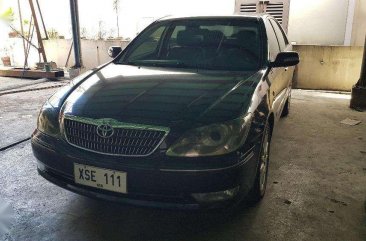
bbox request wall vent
[234,0,291,32]
[266,3,284,24]
[240,3,257,13]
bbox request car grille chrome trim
[62,115,169,156]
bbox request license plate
[74,163,127,193]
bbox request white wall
[44,39,130,70]
[288,0,349,45]
[5,39,130,70]
[351,0,366,46]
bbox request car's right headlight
[48,70,93,108]
[37,101,60,137]
[37,70,93,137]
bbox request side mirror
[270,51,300,68]
[108,46,122,58]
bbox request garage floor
[0,87,365,241]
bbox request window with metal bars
[240,3,257,13]
[265,3,284,24]
[235,0,290,32]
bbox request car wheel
[246,124,271,204]
[281,96,290,117]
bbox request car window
[126,25,166,61]
[118,19,263,71]
[265,20,280,62]
[269,19,288,51]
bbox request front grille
[63,118,168,156]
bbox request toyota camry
[32,14,299,209]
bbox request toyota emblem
[96,124,114,138]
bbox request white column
[344,0,356,46]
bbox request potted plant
[1,47,11,66]
[0,7,14,66]
[8,31,18,38]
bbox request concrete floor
[0,88,365,241]
[0,76,67,92]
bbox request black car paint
[32,15,296,209]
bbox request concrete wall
[288,0,349,46]
[43,39,130,70]
[5,39,130,70]
[287,0,365,46]
[351,0,366,46]
[293,45,363,91]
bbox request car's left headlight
[166,113,252,157]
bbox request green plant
[0,7,14,23]
[47,28,59,39]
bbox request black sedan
[32,14,299,209]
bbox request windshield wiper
[124,61,139,66]
[122,60,194,69]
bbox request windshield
[117,18,263,71]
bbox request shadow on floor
[56,196,261,241]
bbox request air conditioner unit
[234,0,291,33]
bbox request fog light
[192,186,240,203]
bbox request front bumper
[31,130,258,209]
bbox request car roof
[157,13,270,22]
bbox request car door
[269,19,294,113]
[264,18,284,120]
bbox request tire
[281,97,290,117]
[246,124,271,204]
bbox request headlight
[37,101,60,137]
[38,70,93,136]
[166,113,252,157]
[48,70,93,108]
[48,85,73,108]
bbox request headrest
[204,30,224,46]
[176,30,204,46]
[235,30,257,42]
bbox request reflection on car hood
[62,63,261,128]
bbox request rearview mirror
[108,46,122,58]
[270,51,300,68]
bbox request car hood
[62,63,261,129]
